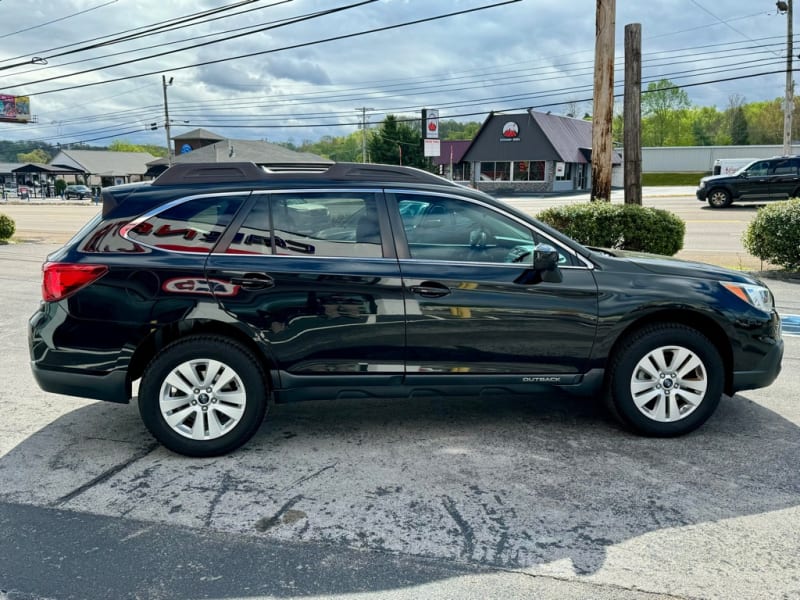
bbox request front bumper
[731,338,784,392]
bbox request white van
[712,158,757,176]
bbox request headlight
[698,180,706,189]
[720,282,774,311]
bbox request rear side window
[227,192,383,258]
[127,195,244,253]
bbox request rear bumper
[30,363,130,403]
[731,338,784,393]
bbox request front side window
[747,161,770,177]
[398,194,537,263]
[127,195,244,253]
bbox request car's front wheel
[138,335,268,456]
[707,188,732,208]
[607,324,724,436]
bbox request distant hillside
[0,140,106,163]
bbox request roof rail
[151,161,456,187]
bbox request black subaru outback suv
[29,162,783,456]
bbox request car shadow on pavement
[0,390,798,597]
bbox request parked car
[697,155,800,208]
[64,184,92,199]
[29,162,784,456]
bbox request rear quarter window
[126,195,245,253]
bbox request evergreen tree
[368,114,425,168]
[729,107,749,145]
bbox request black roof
[152,162,457,187]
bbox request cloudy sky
[0,0,793,148]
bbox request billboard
[0,95,31,123]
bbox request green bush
[0,214,15,241]
[742,199,800,270]
[536,202,685,256]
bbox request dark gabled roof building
[146,130,328,177]
[431,140,472,182]
[462,110,621,193]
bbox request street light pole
[778,0,794,155]
[162,75,174,166]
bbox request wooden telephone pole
[623,23,642,205]
[591,0,616,202]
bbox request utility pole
[591,0,616,202]
[355,107,374,163]
[162,75,174,166]
[624,23,642,205]
[778,0,794,155]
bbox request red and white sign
[502,121,520,139]
[423,108,439,139]
[424,139,441,157]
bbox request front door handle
[410,282,451,298]
[229,273,275,290]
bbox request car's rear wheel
[606,324,723,436]
[707,188,732,208]
[139,335,268,456]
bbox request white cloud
[0,0,792,146]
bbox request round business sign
[502,121,520,138]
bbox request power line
[8,1,521,96]
[2,1,298,77]
[0,0,119,41]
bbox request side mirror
[533,244,559,271]
[533,244,563,283]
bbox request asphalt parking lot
[0,192,799,599]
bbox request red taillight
[42,263,108,302]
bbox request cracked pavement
[1,198,799,599]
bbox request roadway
[0,189,798,599]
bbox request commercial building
[462,110,621,194]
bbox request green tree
[641,79,691,146]
[368,114,425,168]
[686,106,726,146]
[17,148,51,163]
[744,99,783,144]
[301,132,363,162]
[108,140,167,157]
[439,119,481,140]
[729,107,749,144]
[725,95,749,145]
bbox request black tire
[139,335,268,456]
[606,324,724,437]
[707,188,732,208]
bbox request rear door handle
[410,282,451,298]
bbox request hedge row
[536,202,685,256]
